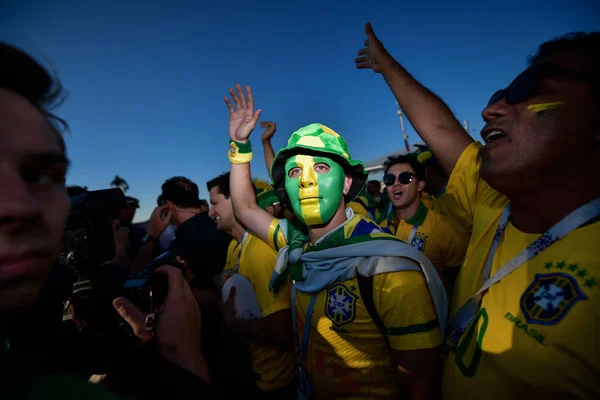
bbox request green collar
[406,201,429,226]
[388,200,429,228]
[2,337,9,352]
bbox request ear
[343,176,353,196]
[417,179,426,193]
[165,200,177,211]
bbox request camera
[59,189,181,346]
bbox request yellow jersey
[223,232,295,391]
[378,201,469,274]
[267,213,442,398]
[442,142,600,399]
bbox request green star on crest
[543,262,553,270]
[556,261,566,269]
[350,284,357,291]
[584,278,597,289]
[567,263,578,272]
[577,269,588,278]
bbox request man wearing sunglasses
[378,154,468,302]
[357,22,600,399]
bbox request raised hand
[355,22,394,73]
[225,84,262,142]
[260,121,277,142]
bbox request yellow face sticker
[527,101,566,113]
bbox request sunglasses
[488,63,592,106]
[383,172,416,186]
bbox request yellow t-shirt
[267,213,442,399]
[421,191,436,209]
[223,232,295,391]
[378,201,469,274]
[442,142,600,399]
[347,200,370,217]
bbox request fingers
[365,21,375,38]
[156,265,185,297]
[228,87,240,105]
[253,109,262,124]
[113,297,150,340]
[357,48,368,56]
[236,83,247,109]
[245,85,253,111]
[224,97,234,113]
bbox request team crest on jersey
[325,283,358,327]
[520,272,587,326]
[411,233,427,252]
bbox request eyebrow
[25,152,71,168]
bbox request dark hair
[206,172,231,199]
[199,199,208,208]
[383,154,426,180]
[367,180,381,188]
[0,42,68,150]
[157,195,164,207]
[66,185,88,197]
[529,32,600,97]
[161,176,201,208]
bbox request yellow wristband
[228,140,253,164]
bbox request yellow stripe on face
[296,155,323,225]
[527,101,566,113]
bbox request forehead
[209,186,225,201]
[0,88,63,159]
[533,51,594,76]
[387,162,415,174]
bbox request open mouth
[482,129,507,144]
[392,190,403,201]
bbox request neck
[510,183,600,233]
[308,204,348,243]
[175,208,200,226]
[231,220,247,242]
[394,199,421,222]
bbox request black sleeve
[136,354,215,399]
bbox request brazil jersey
[267,212,442,398]
[378,201,469,275]
[442,142,600,399]
[223,232,295,391]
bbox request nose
[208,207,216,218]
[0,166,42,224]
[299,168,317,189]
[482,97,509,122]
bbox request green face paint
[284,155,345,226]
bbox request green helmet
[270,123,368,204]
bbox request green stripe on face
[284,155,345,226]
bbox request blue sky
[3,0,598,222]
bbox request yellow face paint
[527,101,566,113]
[287,155,323,225]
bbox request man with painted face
[224,84,447,399]
[377,154,469,302]
[356,23,600,399]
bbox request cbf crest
[325,283,358,327]
[520,272,587,326]
[411,233,427,252]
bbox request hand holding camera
[113,265,209,382]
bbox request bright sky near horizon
[2,0,598,221]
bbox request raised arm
[356,22,473,175]
[260,121,277,179]
[225,84,277,244]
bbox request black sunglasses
[488,63,592,106]
[383,172,416,186]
